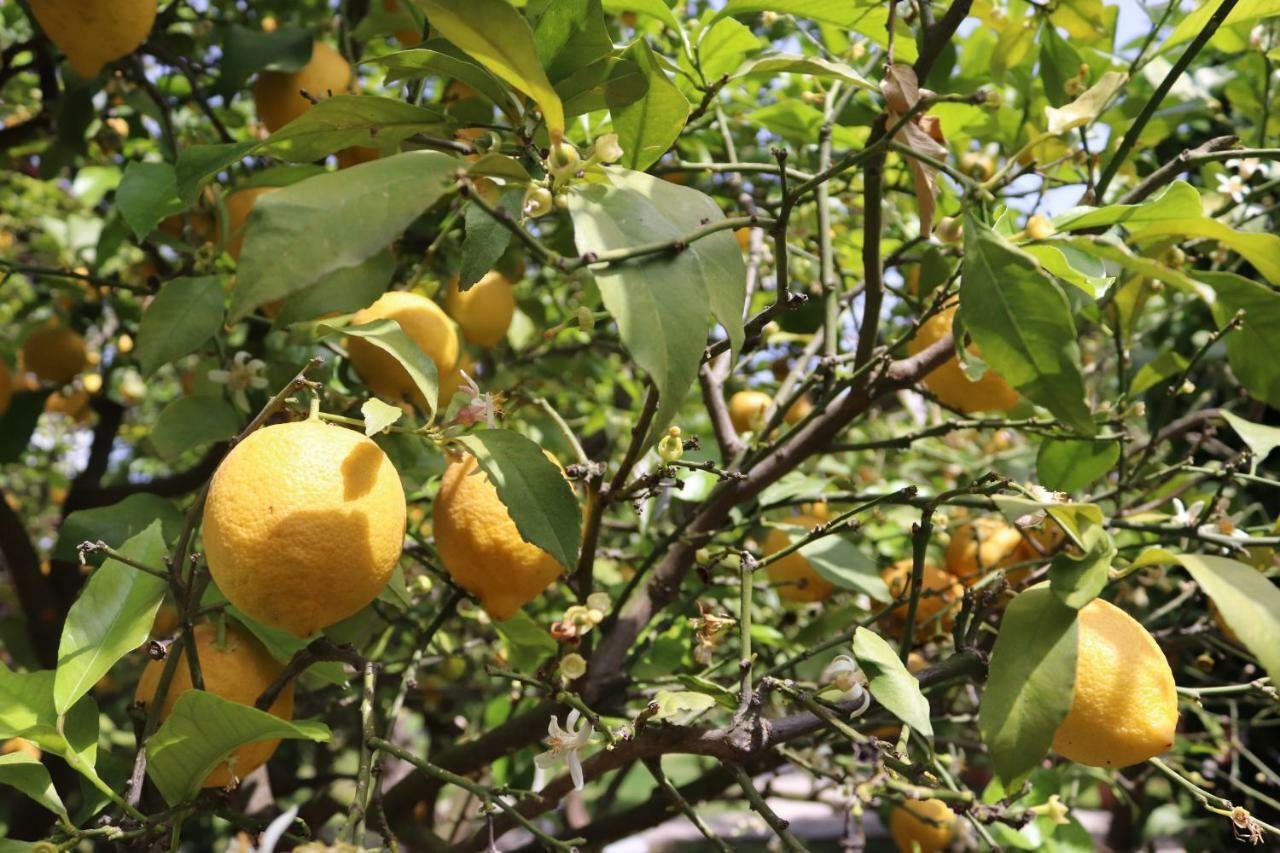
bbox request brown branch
[699,360,745,460]
[1117,135,1239,204]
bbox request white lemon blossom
[1021,484,1066,525]
[533,710,594,791]
[208,351,267,411]
[1215,172,1247,203]
[593,133,623,164]
[1169,498,1204,527]
[821,655,871,715]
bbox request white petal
[565,709,581,730]
[533,750,559,769]
[567,751,585,791]
[207,370,230,383]
[532,765,547,793]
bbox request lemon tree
[1,0,1280,850]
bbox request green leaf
[796,536,891,600]
[651,690,718,724]
[146,690,330,806]
[416,0,566,137]
[53,494,184,564]
[712,1,916,61]
[260,95,445,163]
[493,610,558,673]
[979,587,1078,785]
[460,186,523,287]
[611,39,690,171]
[1048,523,1114,610]
[54,522,167,714]
[150,396,241,462]
[1040,21,1083,107]
[115,162,185,240]
[1036,439,1119,493]
[1178,554,1280,684]
[1130,219,1280,285]
[1064,235,1216,303]
[1219,410,1280,470]
[372,46,514,112]
[733,55,876,91]
[467,153,533,183]
[1200,271,1280,408]
[601,0,683,33]
[694,18,761,83]
[215,25,314,97]
[1130,351,1189,396]
[453,429,582,571]
[1022,243,1109,296]
[851,627,933,738]
[567,169,746,442]
[0,390,52,465]
[0,752,67,822]
[960,216,1094,434]
[1053,181,1204,232]
[137,276,226,377]
[361,398,404,436]
[231,151,457,322]
[556,56,648,117]
[272,250,395,327]
[0,667,99,767]
[325,319,440,418]
[533,0,613,83]
[1162,0,1280,51]
[1043,71,1126,135]
[175,140,260,203]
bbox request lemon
[1,737,41,760]
[348,291,459,411]
[202,420,407,636]
[881,558,962,634]
[945,518,1029,586]
[906,305,1018,413]
[433,453,567,620]
[135,622,293,788]
[889,798,957,853]
[763,516,834,603]
[220,187,278,262]
[444,273,516,348]
[1052,597,1178,768]
[30,0,156,78]
[729,390,772,433]
[336,146,379,169]
[22,322,87,385]
[783,394,812,425]
[253,41,351,133]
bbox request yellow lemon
[433,453,568,620]
[729,390,772,434]
[135,622,293,788]
[22,322,87,385]
[30,0,156,78]
[889,798,957,853]
[945,517,1029,587]
[202,420,407,636]
[1052,597,1178,768]
[906,305,1018,413]
[763,516,835,603]
[383,0,421,45]
[783,394,812,425]
[253,41,351,133]
[881,558,962,634]
[1,738,41,760]
[220,187,278,262]
[444,273,516,348]
[348,291,460,411]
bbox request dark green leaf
[534,0,613,83]
[260,95,445,162]
[115,162,185,240]
[215,25,313,97]
[979,587,1078,785]
[373,46,514,111]
[797,536,891,599]
[852,627,933,737]
[460,186,523,287]
[1039,22,1083,107]
[137,276,225,376]
[146,691,329,806]
[0,753,67,821]
[272,250,395,327]
[611,40,689,171]
[454,429,582,571]
[1048,523,1114,609]
[231,151,458,321]
[569,170,746,441]
[1130,350,1189,396]
[556,56,647,117]
[1036,438,1119,493]
[960,216,1094,434]
[1200,271,1280,408]
[54,522,168,714]
[494,610,559,673]
[325,319,440,418]
[150,396,241,463]
[1178,554,1280,685]
[53,494,184,563]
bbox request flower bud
[593,133,623,164]
[549,140,580,175]
[524,186,553,218]
[559,653,587,681]
[658,426,684,462]
[1025,213,1055,241]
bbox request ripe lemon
[783,394,812,425]
[23,322,87,386]
[336,146,379,169]
[202,420,407,636]
[253,41,351,133]
[30,0,156,78]
[729,390,772,433]
[348,291,459,411]
[218,187,278,262]
[1052,598,1178,768]
[906,305,1018,413]
[889,798,957,853]
[444,273,516,348]
[763,516,834,603]
[135,622,293,788]
[881,558,962,634]
[433,453,567,620]
[1,737,41,760]
[0,360,11,418]
[945,518,1029,586]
